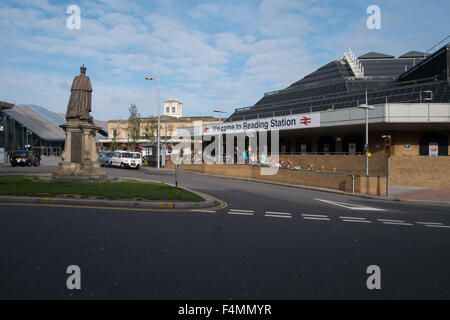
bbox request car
[9,150,40,167]
[110,151,142,169]
[98,151,114,167]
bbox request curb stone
[169,168,450,206]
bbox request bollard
[352,174,355,194]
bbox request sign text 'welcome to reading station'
[202,113,320,135]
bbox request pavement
[0,165,449,299]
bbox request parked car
[9,150,40,167]
[110,151,142,169]
[98,151,114,167]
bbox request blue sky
[0,0,449,120]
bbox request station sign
[201,113,320,135]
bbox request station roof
[227,44,450,122]
[358,52,395,59]
[2,104,108,141]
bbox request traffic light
[383,136,391,158]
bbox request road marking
[227,211,253,216]
[377,219,405,223]
[229,209,254,213]
[265,211,291,216]
[381,222,413,226]
[265,214,292,219]
[302,214,328,218]
[416,222,444,225]
[315,198,386,211]
[190,209,216,213]
[339,216,367,220]
[303,217,330,221]
[342,219,371,223]
[424,225,450,229]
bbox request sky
[0,0,449,120]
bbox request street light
[213,109,227,163]
[145,75,161,169]
[358,90,375,176]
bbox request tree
[110,129,119,151]
[127,104,141,150]
[143,116,160,140]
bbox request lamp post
[145,75,161,169]
[358,90,375,176]
[213,109,227,162]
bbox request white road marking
[265,214,292,219]
[416,222,444,225]
[302,214,328,218]
[266,211,291,216]
[303,217,330,221]
[315,198,386,211]
[424,225,450,229]
[339,216,367,220]
[381,222,413,226]
[342,219,372,223]
[377,219,405,223]
[190,209,216,213]
[227,211,253,216]
[229,209,254,213]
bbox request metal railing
[228,88,438,121]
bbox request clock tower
[163,98,182,118]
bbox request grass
[0,175,203,202]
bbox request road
[0,165,449,299]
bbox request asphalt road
[0,165,449,299]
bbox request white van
[111,151,142,169]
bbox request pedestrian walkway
[391,186,450,203]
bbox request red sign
[203,127,209,133]
[300,116,311,125]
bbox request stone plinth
[53,120,106,180]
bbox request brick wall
[168,162,386,196]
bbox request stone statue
[66,64,93,122]
[53,65,107,181]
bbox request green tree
[143,116,159,140]
[110,129,119,151]
[127,104,141,150]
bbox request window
[172,107,176,113]
[166,107,169,113]
[419,133,448,156]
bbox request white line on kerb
[424,225,450,229]
[227,211,253,216]
[229,209,254,213]
[190,209,216,213]
[342,219,372,223]
[303,217,330,221]
[302,214,328,218]
[265,211,291,216]
[265,214,292,219]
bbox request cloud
[0,0,449,120]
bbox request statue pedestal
[53,120,107,181]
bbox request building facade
[100,114,221,150]
[0,104,107,161]
[194,44,450,188]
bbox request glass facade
[0,111,64,155]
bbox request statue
[52,65,107,181]
[66,64,93,122]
